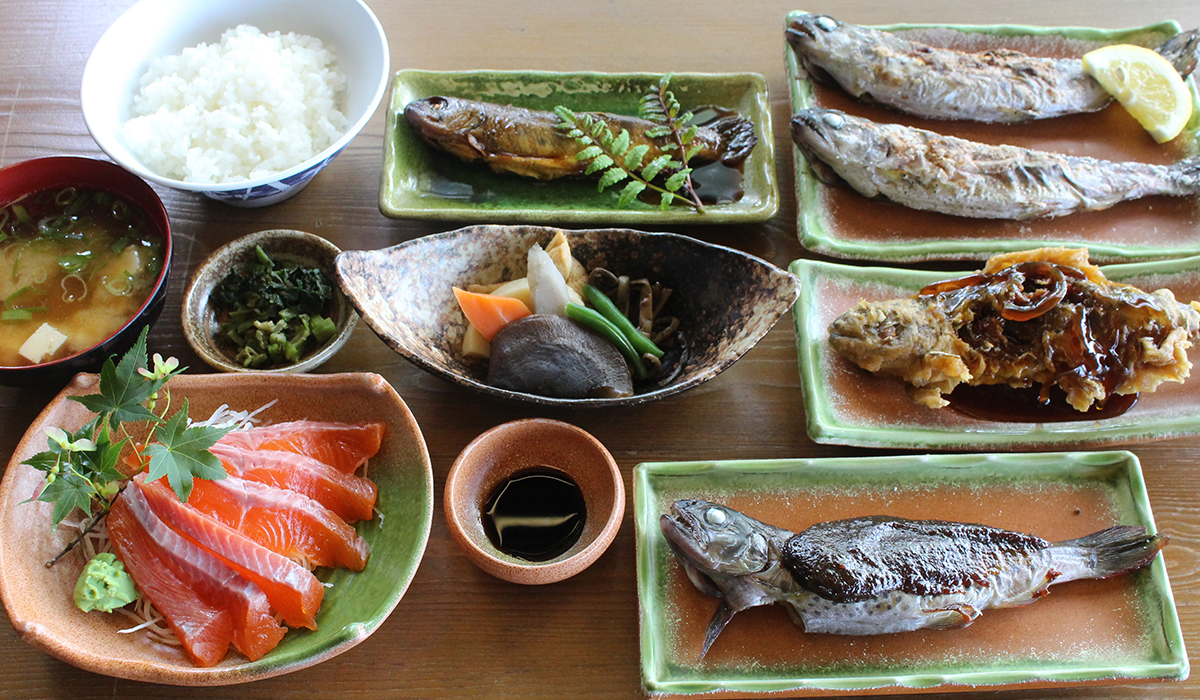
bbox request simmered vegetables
[453,232,684,398]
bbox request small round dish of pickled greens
[183,229,358,374]
[335,225,800,407]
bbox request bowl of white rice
[80,0,389,207]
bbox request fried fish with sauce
[404,96,756,181]
[787,13,1200,123]
[828,247,1200,411]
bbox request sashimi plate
[785,13,1200,262]
[381,69,778,224]
[792,255,1200,450]
[634,452,1187,697]
[0,372,433,685]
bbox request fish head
[661,500,778,580]
[790,109,880,170]
[403,96,488,156]
[787,14,844,48]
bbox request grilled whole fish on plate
[661,498,1165,657]
[787,14,1200,123]
[403,96,756,181]
[791,108,1200,219]
[829,247,1200,411]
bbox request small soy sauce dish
[444,418,624,584]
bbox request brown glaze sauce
[926,261,1175,420]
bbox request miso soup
[0,186,164,366]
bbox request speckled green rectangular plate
[792,255,1200,450]
[635,452,1186,697]
[785,14,1200,262]
[380,70,777,224]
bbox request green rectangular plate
[785,13,1200,262]
[380,70,777,224]
[635,452,1187,697]
[792,255,1200,450]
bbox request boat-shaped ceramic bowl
[0,372,433,685]
[334,225,801,407]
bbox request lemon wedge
[1082,43,1194,143]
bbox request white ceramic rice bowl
[81,0,389,207]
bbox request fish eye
[704,507,727,526]
[816,16,837,32]
[821,112,845,129]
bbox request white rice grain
[122,25,348,183]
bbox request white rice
[122,25,349,184]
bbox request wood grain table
[2,0,1200,697]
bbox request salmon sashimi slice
[217,420,385,474]
[135,475,325,630]
[210,443,378,522]
[186,476,371,571]
[108,493,233,667]
[112,484,287,662]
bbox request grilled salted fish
[661,499,1164,656]
[787,14,1200,123]
[792,108,1200,219]
[829,248,1200,411]
[403,96,756,181]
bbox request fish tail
[1054,526,1166,580]
[711,115,758,165]
[1173,155,1200,191]
[1157,29,1200,78]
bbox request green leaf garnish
[25,326,232,566]
[143,401,230,503]
[555,73,705,211]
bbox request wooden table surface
[4,0,1200,697]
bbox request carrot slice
[452,287,532,341]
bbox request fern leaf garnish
[554,73,709,211]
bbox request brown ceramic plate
[785,14,1200,262]
[334,225,800,407]
[792,255,1200,450]
[0,372,433,685]
[635,452,1187,696]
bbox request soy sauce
[947,383,1138,422]
[482,466,587,562]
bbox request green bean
[565,303,647,381]
[582,283,663,358]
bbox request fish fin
[712,116,758,165]
[701,600,737,659]
[922,602,980,630]
[1157,29,1200,78]
[1053,526,1166,580]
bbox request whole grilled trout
[787,14,1200,123]
[403,96,756,181]
[792,108,1200,219]
[661,499,1164,657]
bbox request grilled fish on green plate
[791,108,1200,219]
[661,499,1165,658]
[403,96,757,181]
[787,14,1200,123]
